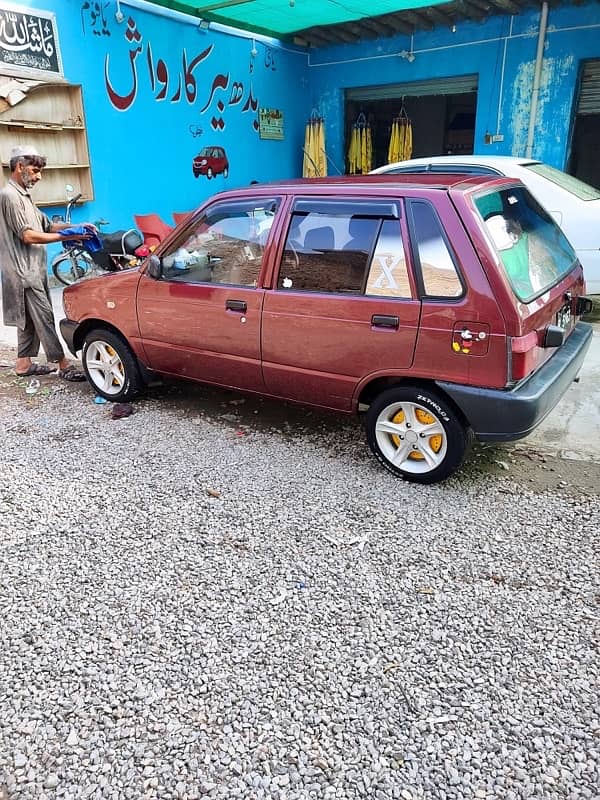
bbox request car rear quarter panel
[409,190,509,389]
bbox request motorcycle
[51,191,145,286]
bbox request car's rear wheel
[365,385,469,483]
[82,329,142,402]
[207,167,213,179]
[223,167,228,178]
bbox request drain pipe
[525,1,549,158]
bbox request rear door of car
[455,181,588,383]
[260,197,421,411]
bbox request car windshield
[525,163,600,201]
[475,186,577,302]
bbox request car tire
[223,167,228,178]
[82,329,143,402]
[365,385,469,484]
[207,167,213,179]
[193,170,200,178]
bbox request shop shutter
[577,60,600,115]
[346,75,478,102]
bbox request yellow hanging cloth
[365,125,373,173]
[387,120,397,164]
[303,120,314,177]
[347,126,356,173]
[402,117,413,160]
[317,118,327,177]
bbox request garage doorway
[345,75,478,171]
[569,59,600,189]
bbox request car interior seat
[303,225,335,252]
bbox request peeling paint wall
[307,1,600,174]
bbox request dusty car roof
[224,173,516,196]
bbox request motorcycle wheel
[52,250,94,286]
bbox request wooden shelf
[0,121,85,131]
[0,84,93,206]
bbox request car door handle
[226,299,247,312]
[371,314,399,330]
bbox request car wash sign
[0,4,62,77]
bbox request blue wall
[30,0,308,232]
[11,0,600,241]
[306,1,600,175]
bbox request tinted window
[475,186,577,301]
[409,201,463,297]
[161,199,279,286]
[278,211,379,294]
[277,201,415,297]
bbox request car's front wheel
[82,329,142,402]
[365,385,469,483]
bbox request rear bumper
[436,321,593,442]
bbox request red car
[192,146,229,179]
[60,175,592,483]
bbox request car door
[136,197,279,392]
[261,198,422,411]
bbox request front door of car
[261,198,422,410]
[136,197,279,392]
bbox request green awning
[147,0,451,40]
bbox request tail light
[509,331,538,382]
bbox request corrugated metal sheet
[346,75,478,102]
[578,60,600,115]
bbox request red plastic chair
[172,211,193,226]
[133,213,174,249]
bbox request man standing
[0,145,94,380]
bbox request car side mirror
[146,254,162,279]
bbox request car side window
[408,200,463,297]
[161,199,279,286]
[365,220,411,298]
[278,211,376,294]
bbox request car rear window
[524,163,600,201]
[475,186,577,302]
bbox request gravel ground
[0,373,599,800]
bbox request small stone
[44,775,60,789]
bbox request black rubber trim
[436,322,593,442]
[59,318,78,355]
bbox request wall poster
[259,107,283,140]
[0,3,62,77]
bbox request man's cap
[9,144,42,160]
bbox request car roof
[372,155,542,173]
[218,173,518,197]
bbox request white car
[371,155,600,295]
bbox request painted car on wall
[371,155,600,295]
[192,146,229,179]
[60,175,593,484]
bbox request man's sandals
[57,365,87,382]
[15,364,55,377]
